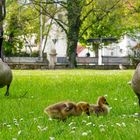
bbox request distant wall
[5,56,132,69]
[57,57,98,65]
[5,57,48,69]
[5,57,40,63]
[57,56,130,65]
[102,56,130,65]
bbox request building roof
[134,44,140,49]
[77,46,85,55]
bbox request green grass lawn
[0,70,140,140]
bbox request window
[111,52,113,56]
[120,49,123,53]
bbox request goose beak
[105,102,109,105]
[86,111,90,116]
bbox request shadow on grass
[0,91,30,99]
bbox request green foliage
[3,39,23,56]
[4,1,40,56]
[4,2,24,56]
[80,0,140,46]
[32,0,140,67]
[3,0,140,66]
[0,70,139,139]
[18,5,40,35]
[80,1,122,44]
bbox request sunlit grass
[0,70,140,140]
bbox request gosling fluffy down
[89,96,110,116]
[0,59,12,96]
[44,101,90,120]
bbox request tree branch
[79,0,121,38]
[79,23,93,39]
[33,2,68,35]
[33,0,67,9]
[126,0,140,13]
[42,18,53,54]
[84,0,94,7]
[80,8,95,24]
[0,0,6,21]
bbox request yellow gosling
[44,101,90,120]
[89,96,109,116]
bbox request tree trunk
[95,47,99,57]
[92,43,99,57]
[67,24,80,68]
[67,1,82,68]
[0,0,6,59]
[0,23,3,59]
[67,36,78,68]
[0,37,3,58]
[0,3,3,59]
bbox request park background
[0,0,140,140]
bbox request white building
[101,35,137,57]
[44,34,138,57]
